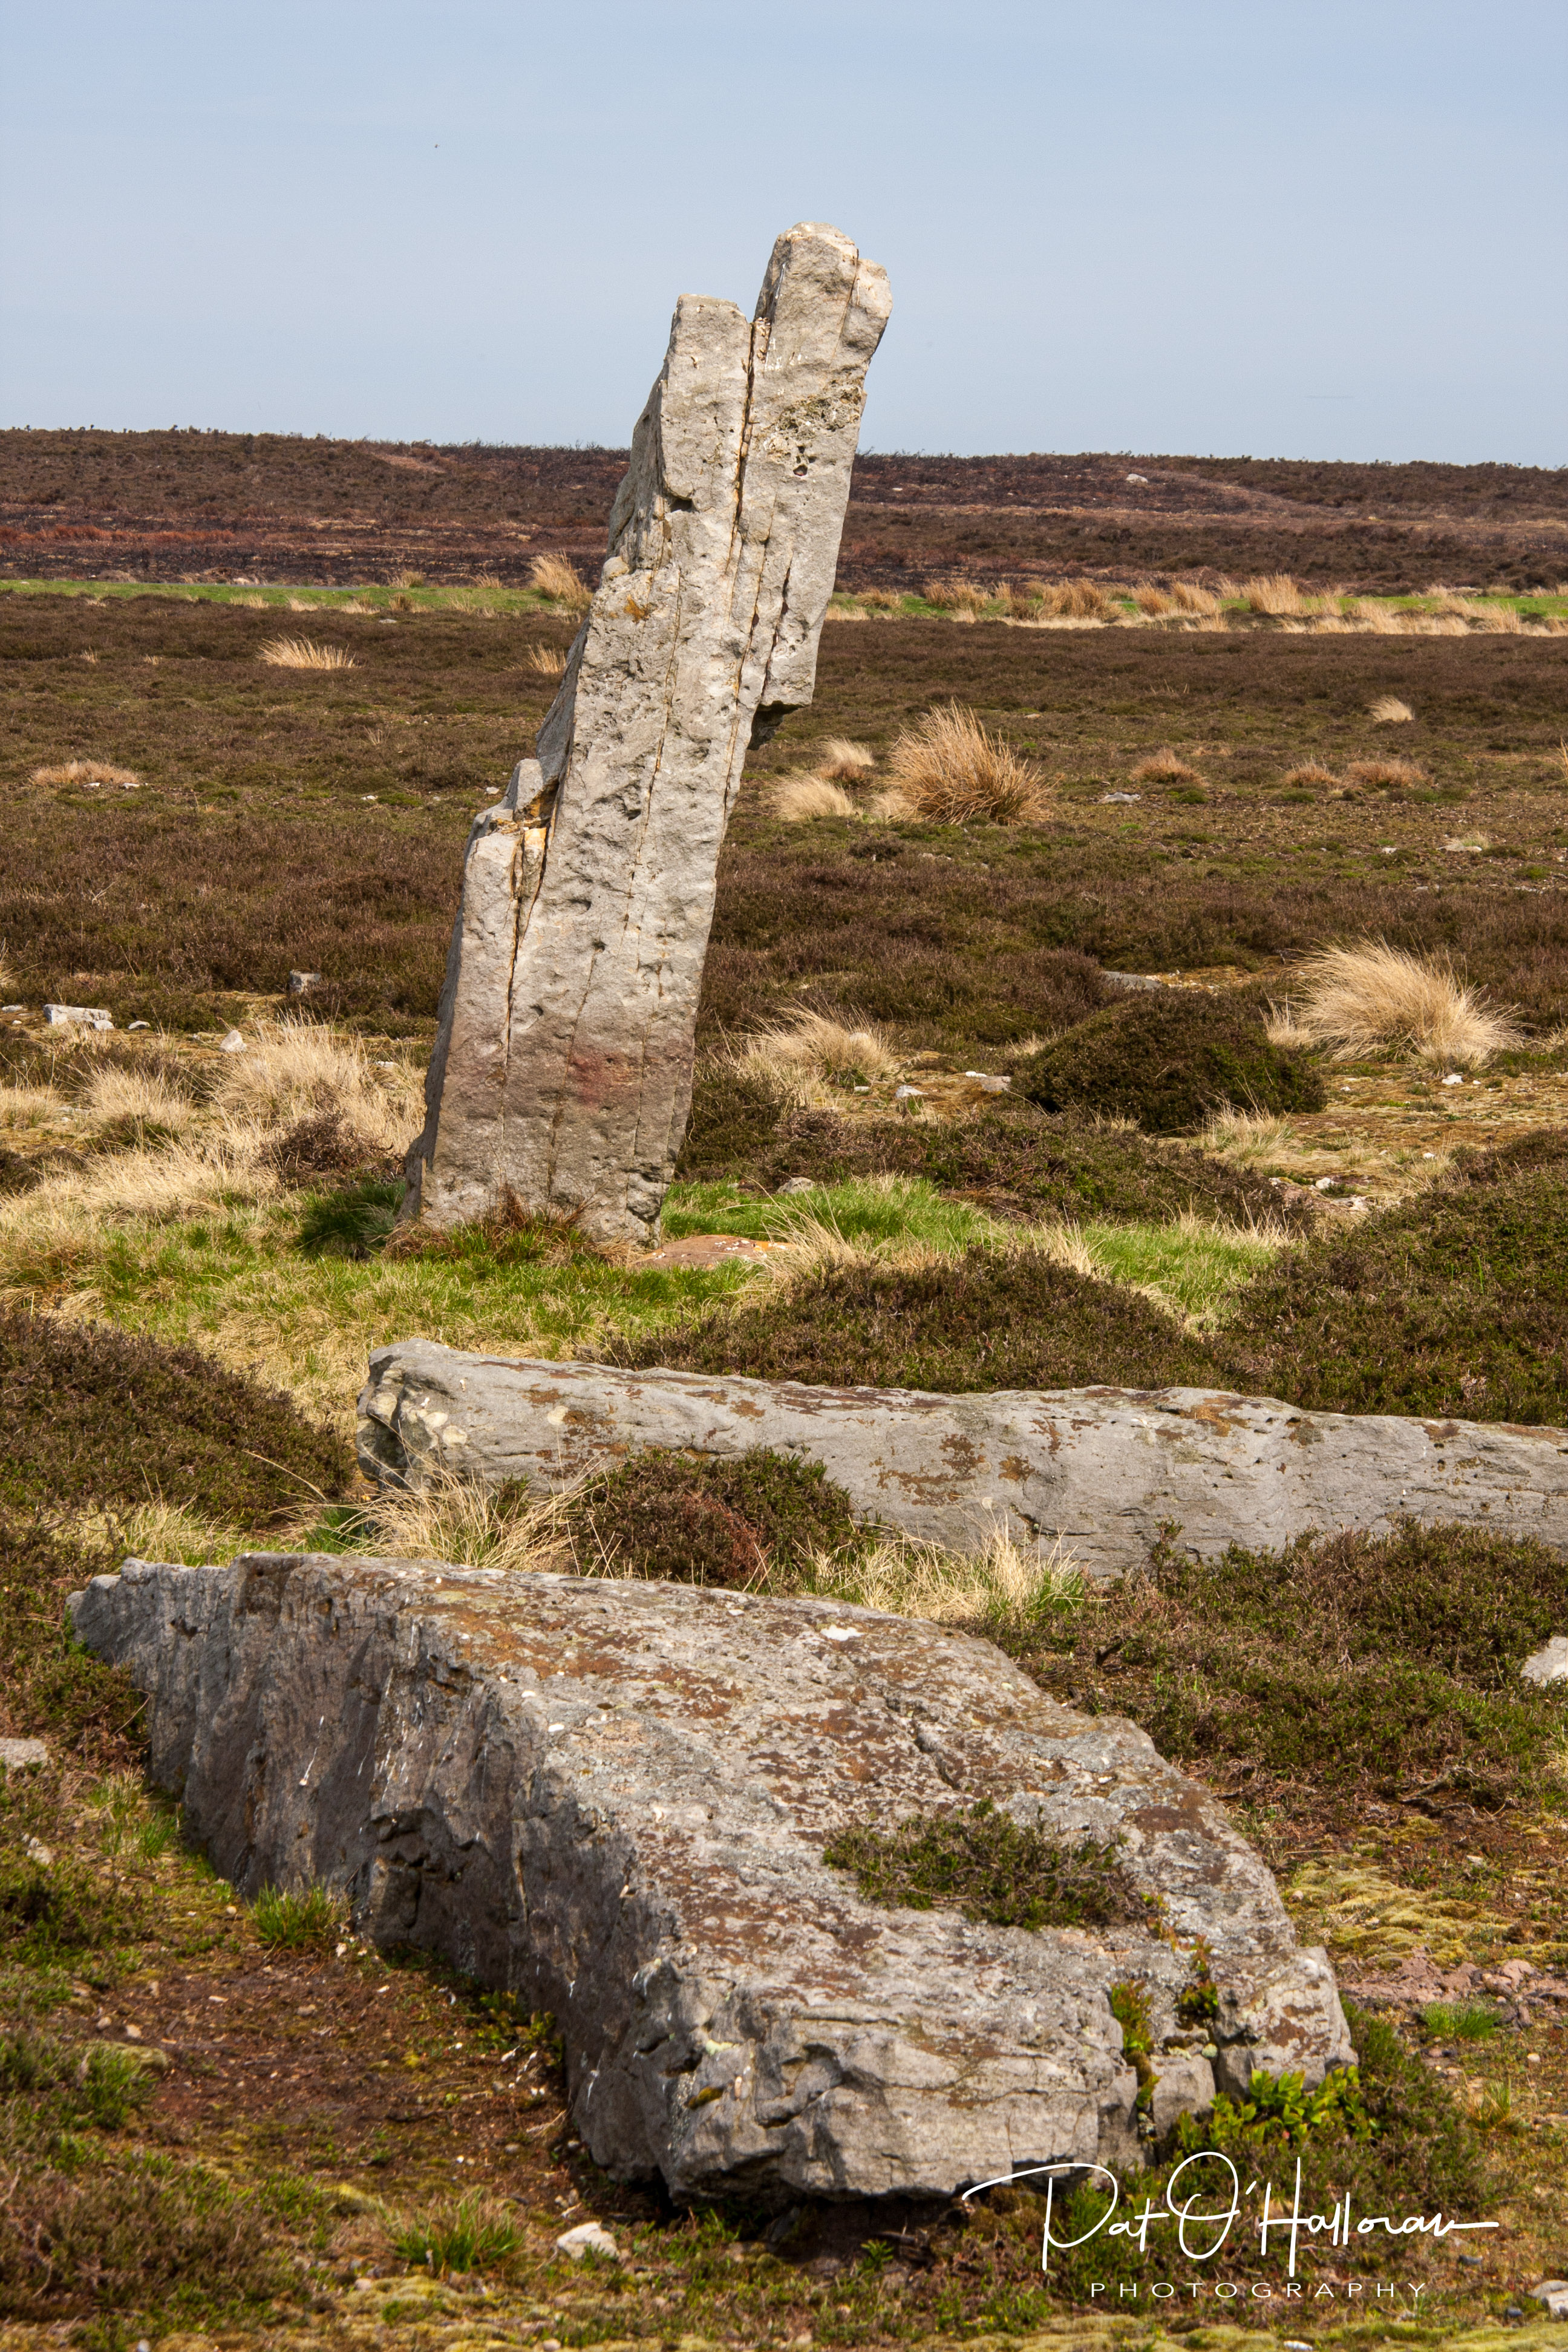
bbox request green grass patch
[252,1883,343,1955]
[391,2189,520,2275]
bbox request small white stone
[1,1739,50,1772]
[218,1028,247,1053]
[555,2221,621,2261]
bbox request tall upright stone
[403,224,890,1246]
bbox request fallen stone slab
[71,1552,1350,2204]
[357,1341,1568,1584]
[43,1003,113,1031]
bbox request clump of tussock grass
[733,1010,901,1103]
[1197,1106,1299,1165]
[815,736,876,782]
[1132,583,1174,616]
[825,1521,1083,1636]
[1242,573,1306,616]
[884,701,1048,825]
[1168,580,1221,616]
[1129,745,1201,785]
[1036,578,1116,622]
[217,1017,423,1157]
[528,553,592,610]
[256,636,354,671]
[29,759,142,789]
[1281,761,1339,789]
[525,643,567,678]
[1344,756,1426,789]
[857,586,905,612]
[1271,941,1520,1067]
[1370,696,1416,723]
[770,774,860,822]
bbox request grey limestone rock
[1521,1634,1568,1686]
[357,1341,1568,1586]
[70,1552,1350,2204]
[0,1737,49,1772]
[43,1004,113,1030]
[405,223,890,1247]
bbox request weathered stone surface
[405,224,889,1247]
[71,1552,1349,2203]
[357,1341,1568,1585]
[0,1737,49,1772]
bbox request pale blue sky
[1,0,1563,463]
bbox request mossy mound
[0,1307,352,1523]
[1013,989,1326,1134]
[1221,1129,1568,1422]
[824,1800,1152,1932]
[679,1090,1317,1231]
[1019,1521,1568,1817]
[621,1245,1218,1394]
[562,1446,864,1590]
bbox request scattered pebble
[1,1737,50,1772]
[893,1084,924,1099]
[218,1028,247,1053]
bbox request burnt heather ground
[3,430,1568,591]
[0,462,1566,2348]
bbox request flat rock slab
[358,1342,1568,1584]
[72,1554,1349,2204]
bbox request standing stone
[403,224,890,1246]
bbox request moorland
[0,439,1566,2350]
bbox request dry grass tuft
[1038,578,1116,621]
[1343,756,1426,789]
[30,758,142,789]
[827,1522,1082,1628]
[1168,581,1221,616]
[884,701,1048,824]
[736,1010,901,1100]
[82,1064,195,1135]
[1282,761,1339,788]
[1243,573,1305,617]
[217,1017,422,1154]
[1197,1107,1299,1164]
[525,644,567,678]
[858,586,905,612]
[1272,941,1521,1067]
[528,554,592,610]
[1133,584,1174,617]
[354,1472,561,1576]
[816,737,876,782]
[257,638,355,671]
[1370,696,1416,723]
[867,786,916,822]
[770,774,859,823]
[1130,746,1201,785]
